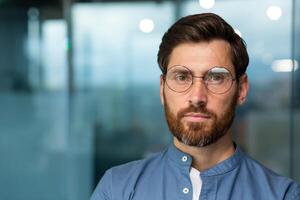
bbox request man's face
[160,40,248,147]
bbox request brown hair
[157,13,249,78]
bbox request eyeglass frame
[162,65,238,94]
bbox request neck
[173,132,235,171]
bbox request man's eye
[206,73,225,83]
[176,74,188,81]
[174,73,191,82]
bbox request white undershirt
[189,167,202,200]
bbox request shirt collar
[167,142,243,176]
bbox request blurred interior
[0,0,300,199]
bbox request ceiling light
[139,18,154,33]
[199,0,215,9]
[266,6,282,21]
[271,59,298,72]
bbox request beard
[163,91,238,147]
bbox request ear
[237,74,249,105]
[160,75,165,105]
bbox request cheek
[207,92,237,117]
[217,102,231,117]
[164,90,188,114]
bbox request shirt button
[182,187,189,194]
[181,156,188,162]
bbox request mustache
[177,105,214,119]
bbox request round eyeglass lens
[204,67,234,94]
[165,66,192,92]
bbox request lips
[183,112,211,122]
[184,112,211,118]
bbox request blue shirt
[91,143,300,200]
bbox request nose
[188,78,208,107]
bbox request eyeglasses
[164,65,236,94]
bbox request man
[91,13,300,200]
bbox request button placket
[179,154,192,198]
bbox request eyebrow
[170,69,190,74]
[168,65,231,76]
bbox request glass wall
[0,5,72,200]
[72,1,174,186]
[0,1,299,200]
[292,0,300,182]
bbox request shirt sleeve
[90,170,112,200]
[284,182,300,200]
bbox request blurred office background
[0,0,299,199]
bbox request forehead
[168,39,234,74]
